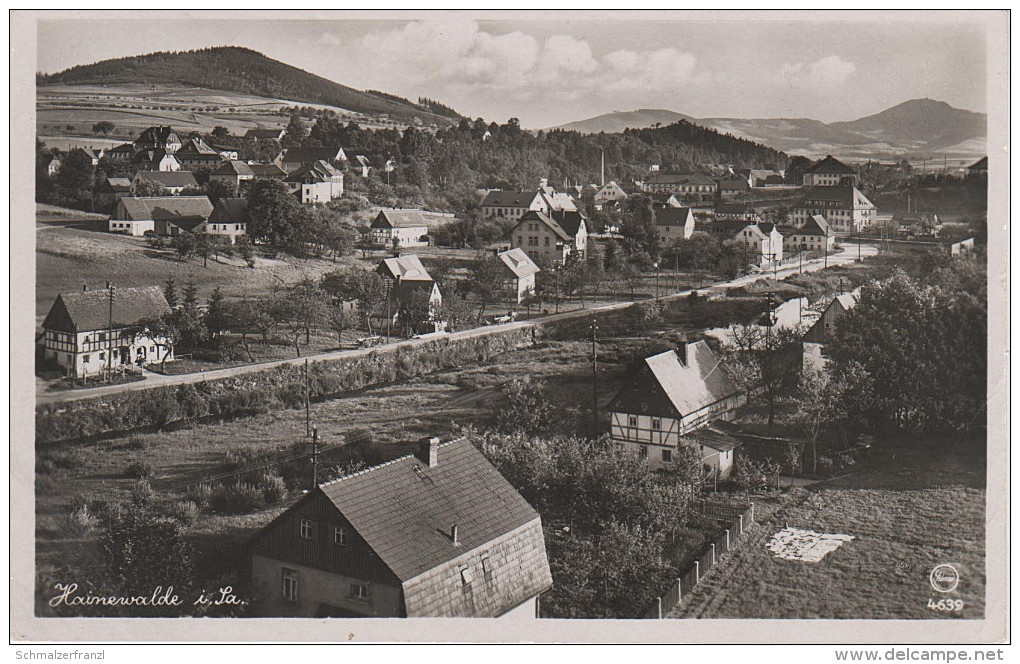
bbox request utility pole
[554,265,560,314]
[106,282,115,378]
[304,358,311,437]
[654,262,659,298]
[857,234,861,262]
[384,280,392,342]
[590,318,599,428]
[311,425,319,488]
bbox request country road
[35,242,877,405]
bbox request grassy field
[670,433,986,619]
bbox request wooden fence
[643,500,755,619]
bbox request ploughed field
[670,433,986,619]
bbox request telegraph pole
[304,358,311,437]
[590,318,599,427]
[311,425,319,488]
[106,282,115,378]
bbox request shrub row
[36,326,536,444]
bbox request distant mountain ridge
[552,99,987,158]
[37,46,461,126]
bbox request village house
[593,181,628,207]
[248,163,289,180]
[131,170,198,195]
[72,147,105,166]
[108,196,214,237]
[790,185,876,235]
[480,190,549,221]
[733,222,784,268]
[735,169,785,188]
[639,173,718,202]
[714,178,750,199]
[655,207,695,245]
[284,160,344,204]
[40,285,174,379]
[802,155,857,186]
[368,210,431,248]
[649,193,683,209]
[174,137,227,170]
[607,342,745,474]
[713,202,762,223]
[209,160,255,195]
[967,156,987,178]
[133,126,183,154]
[496,247,541,304]
[94,176,133,208]
[375,255,443,334]
[204,197,248,244]
[779,215,835,254]
[510,210,587,265]
[105,142,135,162]
[249,437,553,618]
[277,146,347,173]
[803,289,860,345]
[245,127,287,142]
[46,158,61,177]
[132,149,181,173]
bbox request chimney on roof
[82,285,88,292]
[451,524,459,546]
[417,437,440,467]
[677,338,689,366]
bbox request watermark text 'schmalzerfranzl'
[835,649,1005,662]
[15,652,105,660]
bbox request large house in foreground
[249,437,553,618]
[375,255,443,333]
[789,185,876,236]
[368,210,430,248]
[41,285,173,378]
[497,247,541,304]
[108,196,215,237]
[510,210,587,265]
[607,341,745,474]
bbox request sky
[36,12,989,129]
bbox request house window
[281,568,298,602]
[662,449,673,463]
[651,418,662,430]
[99,352,105,361]
[628,415,638,428]
[350,583,369,600]
[83,355,90,363]
[299,519,314,540]
[640,445,648,459]
[334,526,350,546]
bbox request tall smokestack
[601,149,605,187]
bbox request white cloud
[782,55,856,87]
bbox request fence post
[725,529,730,552]
[676,578,682,604]
[694,560,700,583]
[738,514,744,535]
[656,596,663,619]
[750,501,755,523]
[710,543,716,565]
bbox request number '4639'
[928,598,963,611]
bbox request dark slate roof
[285,160,342,183]
[281,147,345,164]
[372,209,429,229]
[706,220,751,236]
[716,179,750,191]
[318,438,544,582]
[42,286,171,333]
[968,156,987,170]
[135,170,198,188]
[108,143,135,154]
[645,173,717,186]
[176,137,218,155]
[515,210,571,242]
[211,160,254,177]
[114,196,214,222]
[806,155,856,175]
[248,163,288,178]
[98,177,132,193]
[796,185,857,207]
[607,342,740,418]
[480,190,541,208]
[378,255,433,282]
[208,197,248,224]
[245,128,285,140]
[135,126,179,147]
[548,209,586,237]
[683,426,741,452]
[655,207,693,227]
[797,215,833,237]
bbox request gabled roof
[548,209,587,237]
[480,190,542,208]
[134,170,198,189]
[286,159,343,183]
[107,142,135,154]
[176,137,218,155]
[132,149,178,165]
[135,126,179,147]
[208,197,248,224]
[649,193,682,206]
[716,179,750,191]
[968,156,988,170]
[248,163,288,178]
[244,128,285,140]
[114,196,214,222]
[318,439,544,581]
[541,191,578,212]
[797,215,833,237]
[211,160,254,177]
[42,285,171,333]
[515,210,572,242]
[683,425,742,453]
[655,207,694,228]
[98,177,132,193]
[796,185,874,209]
[806,155,856,175]
[607,342,740,419]
[378,254,433,282]
[372,209,429,229]
[757,222,780,235]
[706,220,751,236]
[280,146,346,164]
[497,247,541,279]
[645,173,717,186]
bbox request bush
[165,499,200,525]
[733,458,781,492]
[185,483,213,508]
[125,460,155,480]
[632,300,664,324]
[122,436,150,451]
[68,503,100,536]
[257,473,288,505]
[130,480,154,504]
[208,482,266,514]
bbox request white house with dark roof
[607,342,745,472]
[497,248,541,303]
[510,210,587,265]
[369,210,430,248]
[132,149,180,173]
[802,155,857,186]
[780,215,835,253]
[790,185,876,235]
[204,197,248,244]
[593,181,627,207]
[40,285,174,377]
[285,160,344,204]
[375,254,443,332]
[175,138,226,170]
[480,190,549,221]
[655,207,695,244]
[109,196,214,237]
[249,437,552,618]
[209,160,255,194]
[733,222,783,268]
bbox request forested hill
[36,47,461,125]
